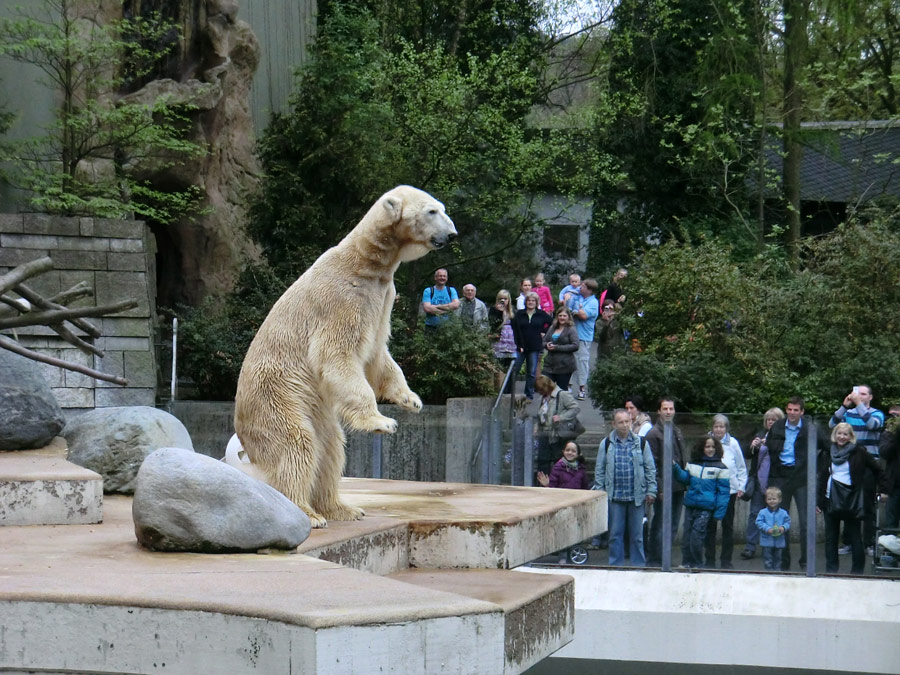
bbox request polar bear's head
[381,185,457,262]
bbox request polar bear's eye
[427,208,438,215]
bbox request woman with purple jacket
[537,441,590,490]
[740,407,785,560]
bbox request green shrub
[176,265,286,400]
[588,213,900,414]
[389,314,500,404]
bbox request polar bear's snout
[427,209,457,249]
[430,230,457,249]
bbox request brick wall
[0,214,158,412]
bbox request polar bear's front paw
[361,414,398,434]
[300,507,328,529]
[397,390,422,412]
[321,503,366,522]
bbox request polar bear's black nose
[447,232,457,242]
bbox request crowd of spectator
[421,269,898,574]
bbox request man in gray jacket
[593,409,657,566]
[455,283,488,332]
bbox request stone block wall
[168,399,487,484]
[0,214,157,412]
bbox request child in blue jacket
[755,486,791,570]
[673,437,731,568]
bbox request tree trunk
[783,0,809,267]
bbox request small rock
[132,447,311,552]
[64,406,193,493]
[0,349,65,450]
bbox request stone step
[1,486,595,675]
[0,437,102,526]
[388,568,574,674]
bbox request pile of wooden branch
[0,256,138,385]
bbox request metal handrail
[470,360,517,481]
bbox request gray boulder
[0,349,65,450]
[64,406,193,493]
[132,447,311,552]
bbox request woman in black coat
[816,422,882,574]
[511,292,551,400]
[541,306,579,392]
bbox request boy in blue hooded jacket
[674,437,731,568]
[755,486,791,570]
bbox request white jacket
[719,433,748,494]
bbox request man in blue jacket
[766,396,825,571]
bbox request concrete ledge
[341,478,606,569]
[390,568,575,674]
[0,483,595,674]
[0,439,102,526]
[298,517,409,574]
[516,567,900,674]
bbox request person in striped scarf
[829,385,884,554]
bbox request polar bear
[234,186,457,527]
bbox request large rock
[64,406,193,494]
[132,447,311,552]
[0,350,65,450]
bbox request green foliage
[592,0,763,262]
[176,269,498,404]
[249,2,607,316]
[175,265,287,400]
[389,314,500,404]
[0,0,206,222]
[589,214,900,414]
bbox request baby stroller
[562,543,590,565]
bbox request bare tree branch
[0,299,138,329]
[0,294,32,316]
[0,257,53,295]
[51,321,105,357]
[50,281,93,305]
[0,334,127,385]
[15,282,102,338]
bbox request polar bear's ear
[382,195,403,222]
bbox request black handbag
[740,475,756,502]
[554,395,586,440]
[827,478,865,519]
[557,417,586,440]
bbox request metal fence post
[490,415,502,484]
[371,434,383,479]
[511,419,523,486]
[662,422,673,572]
[480,414,492,484]
[523,417,534,487]
[806,421,818,577]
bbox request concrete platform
[0,437,102,526]
[519,566,900,674]
[326,477,606,569]
[0,479,603,674]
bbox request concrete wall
[518,567,900,674]
[0,215,157,412]
[169,398,491,483]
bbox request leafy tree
[591,0,763,267]
[589,211,900,413]
[0,0,205,222]
[250,3,602,324]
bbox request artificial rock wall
[0,214,157,412]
